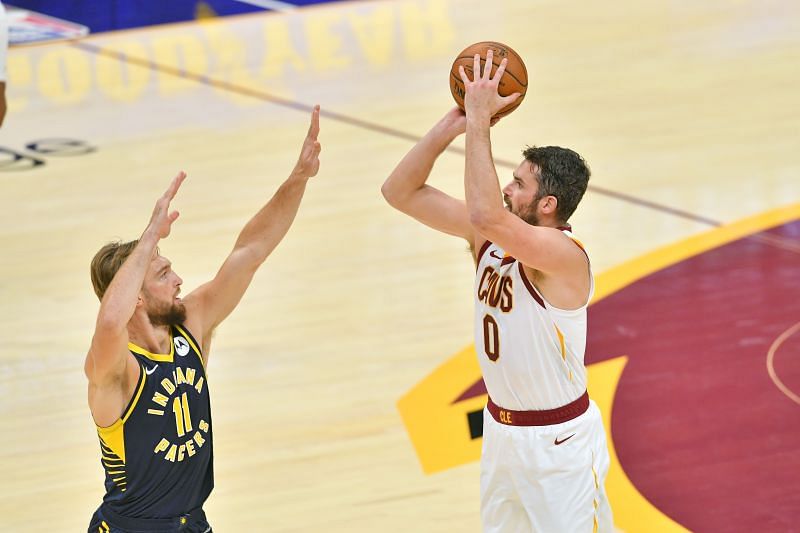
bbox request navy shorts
[88,505,212,533]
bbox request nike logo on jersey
[489,250,504,260]
[554,433,575,445]
[145,364,159,375]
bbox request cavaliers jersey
[474,230,593,411]
[95,324,213,518]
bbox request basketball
[450,41,528,118]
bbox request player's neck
[536,218,568,231]
[128,312,172,355]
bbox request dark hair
[522,146,590,223]
[90,240,139,301]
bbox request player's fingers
[302,141,321,163]
[164,171,186,200]
[493,58,508,82]
[458,65,470,85]
[473,54,480,79]
[308,105,320,139]
[501,92,522,106]
[483,50,494,78]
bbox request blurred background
[0,0,798,531]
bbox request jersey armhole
[96,361,146,431]
[474,239,491,269]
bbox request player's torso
[96,324,214,518]
[474,239,590,410]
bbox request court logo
[174,336,190,356]
[0,138,95,172]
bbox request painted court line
[71,40,786,232]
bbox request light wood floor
[0,0,798,531]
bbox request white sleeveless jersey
[473,231,593,411]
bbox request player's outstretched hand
[293,105,321,179]
[459,49,520,120]
[147,171,186,240]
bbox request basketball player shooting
[382,51,614,531]
[84,106,321,533]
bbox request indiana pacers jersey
[474,230,593,411]
[95,324,213,519]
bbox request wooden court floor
[0,0,798,531]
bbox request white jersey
[473,230,593,411]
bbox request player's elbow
[381,180,404,209]
[469,208,501,234]
[95,312,127,335]
[230,244,269,272]
[380,181,393,202]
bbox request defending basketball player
[382,52,614,532]
[84,106,321,533]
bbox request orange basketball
[450,41,528,118]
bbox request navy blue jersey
[95,325,214,518]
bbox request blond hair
[90,240,139,300]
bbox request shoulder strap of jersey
[174,324,206,372]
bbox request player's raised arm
[381,108,482,247]
[182,106,321,353]
[86,172,185,383]
[459,54,570,270]
[460,51,590,307]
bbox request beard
[519,203,540,226]
[505,195,541,226]
[147,300,187,326]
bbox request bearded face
[518,196,542,226]
[146,297,187,326]
[504,191,543,226]
[141,254,185,326]
[502,160,550,227]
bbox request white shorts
[480,400,614,533]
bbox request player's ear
[540,195,558,215]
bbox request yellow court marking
[399,203,800,531]
[594,203,800,303]
[4,2,799,529]
[591,357,687,533]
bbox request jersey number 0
[483,314,500,361]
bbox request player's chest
[475,258,521,312]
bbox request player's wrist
[434,125,462,144]
[140,226,162,244]
[466,111,492,129]
[287,169,312,184]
